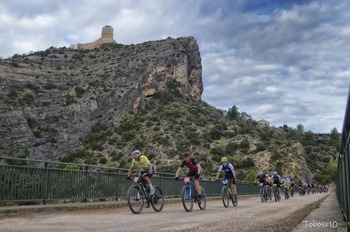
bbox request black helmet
[182,151,191,157]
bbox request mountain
[0,36,339,183]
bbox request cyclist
[265,173,273,199]
[289,177,295,196]
[256,171,267,195]
[126,150,155,195]
[281,175,291,198]
[175,151,203,201]
[215,156,237,198]
[271,171,281,197]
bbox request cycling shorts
[187,171,200,180]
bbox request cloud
[0,0,348,133]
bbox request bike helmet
[221,157,228,163]
[131,150,141,157]
[182,151,191,158]
[272,171,277,175]
[265,174,269,177]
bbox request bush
[243,170,256,182]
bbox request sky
[0,0,349,133]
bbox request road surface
[0,193,333,232]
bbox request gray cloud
[0,0,348,133]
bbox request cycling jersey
[290,179,295,186]
[217,163,235,179]
[272,174,281,184]
[256,173,266,183]
[265,177,272,186]
[131,155,151,171]
[180,157,199,173]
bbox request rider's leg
[143,176,154,193]
[194,178,202,196]
[232,184,237,195]
[231,178,237,195]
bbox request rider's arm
[147,163,153,174]
[127,165,134,177]
[231,169,236,179]
[175,166,182,178]
[215,172,220,180]
[196,163,201,176]
[215,165,223,180]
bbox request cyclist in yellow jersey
[265,173,273,199]
[127,150,155,195]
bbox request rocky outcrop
[0,36,203,160]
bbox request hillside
[0,37,340,183]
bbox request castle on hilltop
[77,25,117,50]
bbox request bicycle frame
[184,177,199,201]
[259,183,267,202]
[273,184,280,202]
[127,175,164,214]
[221,179,237,207]
[181,176,206,212]
[283,185,289,199]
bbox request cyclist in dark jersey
[175,151,202,200]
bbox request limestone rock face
[0,36,203,160]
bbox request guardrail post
[83,165,88,202]
[41,161,48,205]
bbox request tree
[329,128,340,150]
[227,105,240,121]
[296,123,304,133]
[243,170,256,182]
[325,158,338,181]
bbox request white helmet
[132,150,141,157]
[273,171,277,175]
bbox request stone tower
[77,25,117,50]
[101,25,113,39]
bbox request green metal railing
[337,84,350,232]
[0,157,257,204]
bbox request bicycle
[266,184,272,200]
[221,179,237,207]
[180,176,206,212]
[127,175,164,214]
[283,185,290,199]
[259,183,267,202]
[273,184,280,202]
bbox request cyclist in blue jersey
[215,157,237,198]
[271,171,281,196]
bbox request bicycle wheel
[231,192,237,207]
[127,185,144,214]
[221,186,230,208]
[274,188,279,202]
[151,186,164,212]
[198,187,206,210]
[260,188,265,202]
[181,185,194,212]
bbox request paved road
[0,192,346,232]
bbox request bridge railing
[0,156,257,204]
[337,84,350,232]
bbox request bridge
[0,86,349,231]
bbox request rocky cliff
[0,37,203,160]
